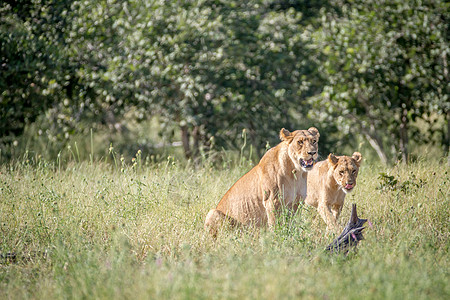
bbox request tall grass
[0,152,448,299]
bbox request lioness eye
[339,171,344,175]
[298,140,303,145]
[312,140,317,144]
[352,170,356,174]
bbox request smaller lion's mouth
[300,158,314,169]
[344,184,354,191]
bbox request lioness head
[280,127,320,172]
[328,152,362,194]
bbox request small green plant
[377,172,427,194]
[377,173,399,192]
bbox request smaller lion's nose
[308,151,316,156]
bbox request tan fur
[205,127,320,237]
[305,152,362,231]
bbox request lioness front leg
[331,205,342,221]
[288,198,302,215]
[290,203,299,215]
[263,196,281,228]
[317,203,339,231]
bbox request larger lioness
[205,127,320,237]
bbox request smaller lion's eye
[298,140,303,145]
[339,171,344,175]
[312,140,317,144]
[352,170,356,175]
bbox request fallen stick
[326,204,368,254]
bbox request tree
[0,1,72,143]
[311,0,449,163]
[65,0,319,158]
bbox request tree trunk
[349,113,389,165]
[181,126,192,159]
[192,126,200,157]
[446,109,450,164]
[363,132,389,165]
[399,104,409,164]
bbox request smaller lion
[305,152,362,231]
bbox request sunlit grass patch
[0,158,448,299]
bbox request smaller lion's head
[280,127,320,172]
[328,152,362,194]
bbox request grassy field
[0,154,449,299]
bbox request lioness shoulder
[205,127,320,237]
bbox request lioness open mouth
[300,158,314,169]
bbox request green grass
[0,156,449,299]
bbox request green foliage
[1,0,325,159]
[0,1,70,140]
[0,0,448,163]
[65,0,320,156]
[377,171,427,194]
[311,0,449,163]
[377,173,399,191]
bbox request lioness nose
[308,151,316,156]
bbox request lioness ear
[308,127,320,138]
[280,128,293,142]
[328,153,339,167]
[352,152,362,166]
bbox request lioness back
[216,166,266,226]
[205,127,320,237]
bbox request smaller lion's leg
[317,203,339,231]
[331,205,342,221]
[204,209,237,238]
[305,194,318,208]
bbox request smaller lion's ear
[328,153,338,167]
[308,127,320,138]
[352,152,362,166]
[280,128,293,142]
